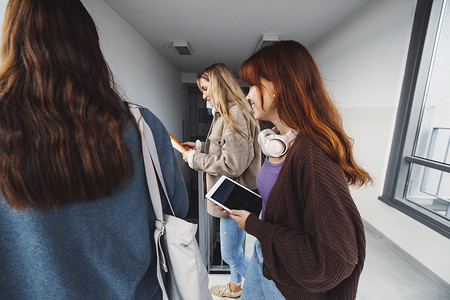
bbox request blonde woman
[182,63,261,298]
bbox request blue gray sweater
[0,106,189,299]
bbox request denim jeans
[241,240,285,300]
[220,217,249,284]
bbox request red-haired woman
[229,40,372,300]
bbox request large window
[380,0,450,238]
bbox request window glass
[414,3,450,164]
[380,0,450,237]
[406,163,450,220]
[404,1,450,224]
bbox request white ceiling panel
[103,0,371,75]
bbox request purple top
[256,157,284,220]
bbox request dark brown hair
[240,40,372,186]
[0,0,136,210]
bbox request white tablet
[205,175,262,215]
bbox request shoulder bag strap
[129,104,173,300]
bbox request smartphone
[169,133,187,153]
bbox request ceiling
[104,0,371,76]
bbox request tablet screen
[209,177,262,215]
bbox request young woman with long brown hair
[0,0,188,298]
[229,41,372,299]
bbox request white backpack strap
[129,104,175,215]
[141,140,169,300]
[129,104,173,300]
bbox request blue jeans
[220,217,249,284]
[241,240,285,300]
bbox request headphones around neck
[258,127,298,158]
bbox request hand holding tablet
[205,175,262,215]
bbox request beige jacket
[193,105,261,218]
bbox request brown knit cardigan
[245,135,366,300]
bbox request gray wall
[81,0,188,139]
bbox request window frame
[379,0,450,239]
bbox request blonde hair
[197,63,254,139]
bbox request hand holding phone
[169,133,187,153]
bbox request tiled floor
[208,224,450,300]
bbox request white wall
[310,0,450,283]
[81,0,188,139]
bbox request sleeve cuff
[245,213,265,238]
[195,140,203,152]
[188,150,197,169]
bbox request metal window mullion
[445,132,450,164]
[381,0,436,202]
[404,156,450,172]
[440,135,450,197]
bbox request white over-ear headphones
[258,127,298,158]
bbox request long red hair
[240,40,371,186]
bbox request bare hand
[182,142,196,151]
[182,150,193,162]
[229,210,251,231]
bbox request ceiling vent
[255,34,279,52]
[172,40,192,55]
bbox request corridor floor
[208,223,450,300]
